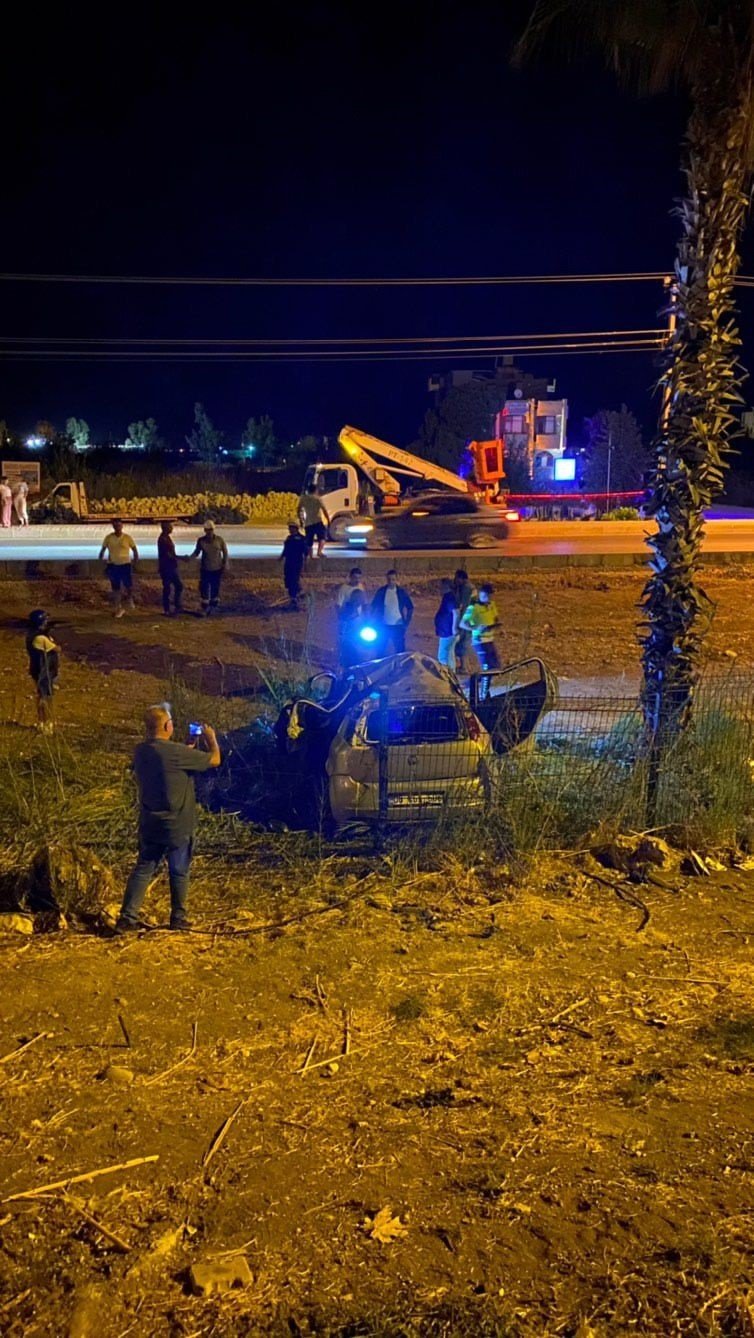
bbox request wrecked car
[276,652,555,829]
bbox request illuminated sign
[554,458,576,481]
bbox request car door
[388,498,443,547]
[431,494,479,543]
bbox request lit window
[536,415,559,435]
[502,415,526,434]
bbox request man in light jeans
[115,706,221,933]
[434,578,459,671]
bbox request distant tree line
[0,406,330,470]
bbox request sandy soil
[1,566,754,1335]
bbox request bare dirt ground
[1,566,754,1336]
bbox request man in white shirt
[13,479,29,526]
[371,569,414,655]
[0,476,12,528]
[335,567,366,664]
[98,518,139,618]
[335,567,365,611]
[297,484,331,558]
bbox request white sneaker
[114,608,125,619]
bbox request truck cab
[34,481,89,519]
[304,463,368,537]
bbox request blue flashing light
[359,626,379,644]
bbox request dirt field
[1,566,754,1335]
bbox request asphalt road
[2,515,754,562]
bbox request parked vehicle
[31,482,191,524]
[346,491,514,549]
[275,652,555,829]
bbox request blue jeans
[437,635,457,671]
[119,838,193,926]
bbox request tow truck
[303,426,516,539]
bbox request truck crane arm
[338,426,469,497]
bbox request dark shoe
[169,918,193,932]
[113,917,140,936]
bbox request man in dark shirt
[278,521,308,609]
[115,705,221,933]
[434,578,459,671]
[157,521,184,616]
[371,570,414,656]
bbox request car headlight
[346,524,374,534]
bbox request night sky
[2,3,751,449]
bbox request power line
[0,270,672,287]
[0,327,666,347]
[0,341,663,363]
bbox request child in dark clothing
[26,609,60,733]
[279,522,308,608]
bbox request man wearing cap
[190,521,228,616]
[115,705,221,933]
[278,520,308,609]
[25,609,60,733]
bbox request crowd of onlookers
[332,565,499,678]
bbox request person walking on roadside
[459,582,501,700]
[190,520,228,616]
[26,609,60,733]
[434,577,459,671]
[98,518,139,618]
[279,521,308,609]
[158,521,184,616]
[298,483,330,559]
[13,479,29,526]
[0,476,12,528]
[453,568,476,673]
[115,705,221,934]
[371,568,413,655]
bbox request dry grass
[2,574,754,1332]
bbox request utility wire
[0,270,673,287]
[0,327,666,346]
[0,342,663,364]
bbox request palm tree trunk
[642,65,753,815]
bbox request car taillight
[464,712,481,741]
[504,509,521,522]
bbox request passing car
[345,491,518,549]
[275,652,555,830]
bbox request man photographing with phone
[115,706,221,934]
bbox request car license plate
[389,793,444,808]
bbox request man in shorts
[297,483,331,559]
[98,518,139,618]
